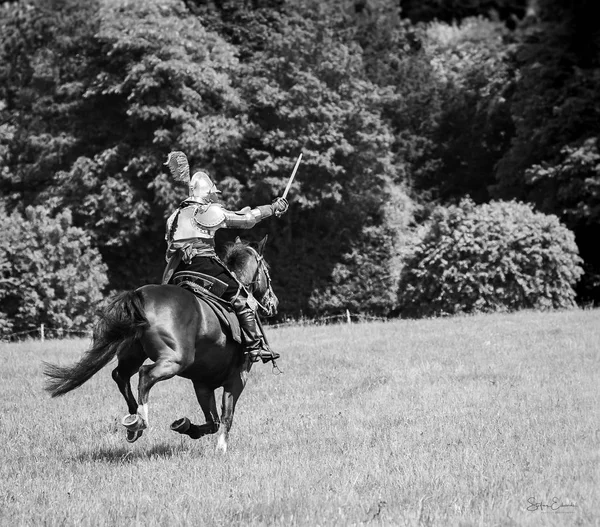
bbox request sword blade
[282,152,303,199]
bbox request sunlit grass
[0,309,598,526]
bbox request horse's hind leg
[112,342,146,442]
[136,355,189,428]
[112,342,145,415]
[171,382,220,439]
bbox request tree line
[1,0,598,334]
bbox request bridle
[245,246,277,317]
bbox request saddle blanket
[197,291,242,345]
[172,273,242,344]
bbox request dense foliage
[525,137,600,303]
[0,0,597,331]
[0,205,108,336]
[397,199,583,317]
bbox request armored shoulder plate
[193,203,226,228]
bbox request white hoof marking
[137,404,149,427]
[216,434,228,454]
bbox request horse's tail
[44,291,148,397]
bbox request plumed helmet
[189,171,220,202]
[164,151,220,203]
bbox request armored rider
[162,151,288,364]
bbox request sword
[282,153,303,199]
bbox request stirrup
[248,349,280,364]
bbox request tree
[0,204,108,337]
[232,10,413,315]
[416,17,515,203]
[1,0,247,289]
[525,137,600,302]
[494,0,600,199]
[400,0,529,28]
[0,0,102,209]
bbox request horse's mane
[222,240,269,285]
[222,240,251,269]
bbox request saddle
[171,271,242,344]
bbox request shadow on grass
[76,441,202,464]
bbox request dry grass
[0,309,598,526]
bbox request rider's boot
[231,295,280,364]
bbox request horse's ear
[235,236,242,244]
[257,235,268,255]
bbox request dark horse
[44,236,277,453]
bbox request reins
[235,244,283,374]
[245,246,276,317]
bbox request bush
[0,205,108,337]
[397,198,583,317]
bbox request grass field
[0,309,598,526]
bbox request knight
[162,151,288,364]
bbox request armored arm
[223,205,273,229]
[223,198,289,229]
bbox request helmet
[189,171,220,202]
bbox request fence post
[40,324,45,342]
[346,310,352,324]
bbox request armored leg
[231,295,280,363]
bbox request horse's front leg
[171,382,220,439]
[216,357,252,454]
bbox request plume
[164,151,190,182]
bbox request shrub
[397,198,583,317]
[0,205,108,338]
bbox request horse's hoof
[122,414,140,429]
[122,414,147,431]
[126,429,144,443]
[170,417,191,434]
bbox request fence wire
[1,326,92,342]
[1,312,389,342]
[265,312,389,329]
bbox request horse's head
[223,235,278,317]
